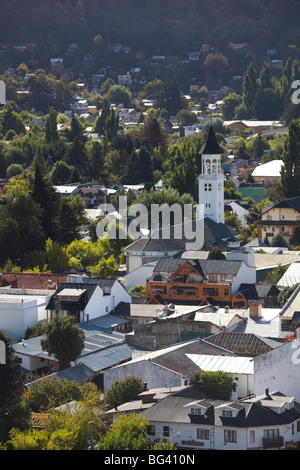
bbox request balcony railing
[263,436,284,448]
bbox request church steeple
[198,125,224,224]
[200,124,223,155]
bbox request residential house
[70,98,89,113]
[103,338,236,393]
[45,277,131,323]
[253,329,300,403]
[178,125,203,138]
[79,186,111,208]
[54,184,81,197]
[106,385,195,424]
[124,218,240,274]
[231,282,281,309]
[224,120,282,133]
[145,250,256,306]
[0,271,69,290]
[50,58,64,74]
[256,196,300,245]
[279,285,300,336]
[118,73,132,86]
[0,291,52,341]
[251,160,283,184]
[125,305,246,350]
[141,389,300,450]
[14,324,140,381]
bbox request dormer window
[222,410,233,417]
[191,407,202,415]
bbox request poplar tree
[281,118,300,198]
[243,62,257,118]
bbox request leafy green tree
[22,375,97,413]
[88,255,118,278]
[281,119,300,198]
[221,93,242,120]
[56,200,82,245]
[136,113,168,149]
[98,414,149,451]
[0,330,24,409]
[128,284,147,297]
[163,76,184,115]
[45,107,58,143]
[44,238,70,271]
[104,108,119,142]
[94,100,110,136]
[207,249,226,260]
[0,177,45,263]
[0,101,25,136]
[31,156,60,241]
[106,85,131,108]
[271,233,290,248]
[128,145,153,183]
[277,284,299,308]
[64,136,87,172]
[105,376,144,410]
[291,226,300,246]
[9,389,103,450]
[195,370,233,400]
[41,316,85,371]
[51,160,74,184]
[6,163,24,178]
[65,114,87,143]
[176,109,198,126]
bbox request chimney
[249,300,262,318]
[144,382,148,391]
[231,381,238,401]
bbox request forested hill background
[1,0,300,57]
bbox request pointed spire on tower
[200,125,223,155]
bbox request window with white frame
[250,430,255,444]
[191,407,202,415]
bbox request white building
[0,291,52,341]
[103,339,239,394]
[141,388,300,450]
[46,277,131,323]
[253,333,300,402]
[198,125,225,224]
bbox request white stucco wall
[231,263,256,296]
[124,264,155,290]
[0,298,39,341]
[148,421,299,450]
[254,339,300,402]
[103,359,185,394]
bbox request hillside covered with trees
[1,0,300,58]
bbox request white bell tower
[198,125,224,224]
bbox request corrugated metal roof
[186,354,253,374]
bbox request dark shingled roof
[273,196,300,213]
[125,218,239,253]
[142,390,300,429]
[200,125,223,155]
